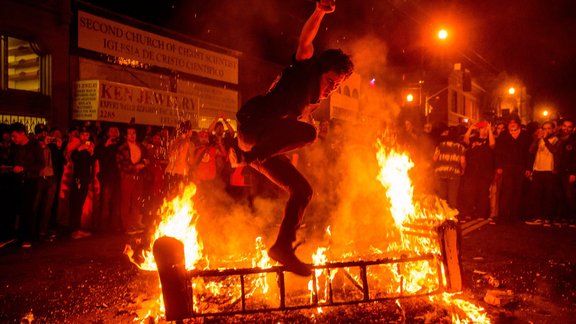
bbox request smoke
[287,36,410,259]
[163,3,433,266]
[194,182,286,267]
[190,35,410,264]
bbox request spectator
[0,124,17,247]
[227,139,257,209]
[494,115,532,223]
[209,115,236,185]
[397,119,419,155]
[459,122,495,220]
[489,121,506,219]
[557,119,576,227]
[33,124,59,240]
[10,123,44,248]
[48,127,65,229]
[69,127,95,239]
[95,126,122,232]
[494,121,506,138]
[194,130,227,193]
[209,113,236,142]
[117,125,149,234]
[433,125,466,210]
[147,131,169,224]
[165,120,195,195]
[526,121,561,226]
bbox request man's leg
[499,170,514,222]
[447,177,461,211]
[239,119,317,163]
[476,176,492,219]
[40,177,57,236]
[251,155,313,276]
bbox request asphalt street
[1,220,575,323]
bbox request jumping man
[230,0,354,276]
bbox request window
[1,36,42,92]
[451,90,458,113]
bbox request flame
[375,138,488,321]
[125,184,204,321]
[130,184,204,271]
[376,143,415,227]
[250,237,272,296]
[431,293,491,323]
[123,136,489,322]
[308,227,336,307]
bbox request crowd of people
[400,114,576,228]
[1,112,575,250]
[0,116,266,249]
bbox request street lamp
[508,87,516,95]
[406,93,414,103]
[437,29,448,40]
[542,110,549,117]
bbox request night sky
[87,0,576,118]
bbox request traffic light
[401,88,421,106]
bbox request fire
[432,293,491,323]
[308,227,337,309]
[375,139,489,322]
[134,184,204,271]
[125,184,204,321]
[251,237,272,295]
[123,135,489,323]
[376,143,415,227]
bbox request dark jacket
[12,139,44,179]
[558,134,576,175]
[495,130,531,171]
[95,141,121,182]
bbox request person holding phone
[526,121,561,226]
[69,127,95,239]
[229,0,353,276]
[460,121,495,221]
[95,126,122,232]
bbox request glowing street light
[406,93,414,103]
[508,87,516,95]
[437,29,448,40]
[542,110,549,117]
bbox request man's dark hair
[0,123,10,136]
[507,113,521,125]
[560,118,574,125]
[317,49,354,77]
[126,124,138,133]
[34,123,47,135]
[179,120,192,133]
[10,122,27,134]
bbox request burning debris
[125,136,490,323]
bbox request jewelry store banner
[73,80,199,127]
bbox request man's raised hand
[317,0,336,13]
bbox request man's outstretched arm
[295,0,335,61]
